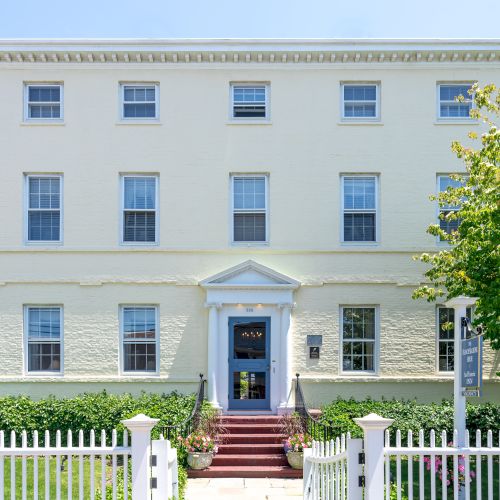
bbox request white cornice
[1,38,499,65]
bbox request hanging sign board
[461,335,483,397]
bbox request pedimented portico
[200,260,300,413]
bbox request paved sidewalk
[185,477,303,499]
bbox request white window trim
[340,82,380,122]
[23,305,64,376]
[436,306,455,375]
[24,83,64,122]
[119,83,160,122]
[230,174,270,246]
[229,83,270,122]
[436,82,475,121]
[339,305,379,375]
[436,174,465,245]
[119,305,160,376]
[340,174,379,245]
[24,174,64,245]
[120,174,160,246]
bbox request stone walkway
[185,477,303,499]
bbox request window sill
[121,372,160,377]
[21,121,65,126]
[120,242,160,247]
[231,242,270,247]
[340,371,378,377]
[24,372,63,377]
[340,242,379,247]
[434,120,478,125]
[116,121,162,126]
[226,120,272,126]
[25,242,64,247]
[338,121,383,126]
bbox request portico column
[205,302,222,409]
[278,303,293,412]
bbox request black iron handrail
[163,374,206,440]
[294,373,336,441]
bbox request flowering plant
[178,433,217,454]
[423,447,475,490]
[284,433,312,453]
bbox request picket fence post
[122,414,160,500]
[303,447,313,497]
[151,437,179,499]
[354,413,394,500]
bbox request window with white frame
[437,307,471,372]
[121,176,158,244]
[438,83,473,119]
[231,85,268,119]
[25,306,62,373]
[342,176,377,242]
[341,307,376,372]
[121,84,158,119]
[232,176,268,243]
[437,175,465,239]
[26,175,62,243]
[24,84,63,121]
[341,83,379,120]
[122,306,158,372]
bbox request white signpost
[444,296,478,450]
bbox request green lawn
[389,456,499,498]
[1,457,128,498]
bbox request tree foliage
[413,84,500,349]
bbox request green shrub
[319,399,500,446]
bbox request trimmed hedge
[319,399,500,445]
[0,391,199,445]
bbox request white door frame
[200,260,299,414]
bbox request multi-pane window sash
[342,307,376,372]
[26,307,62,373]
[122,176,158,243]
[232,176,267,242]
[342,176,377,242]
[25,84,63,120]
[122,307,157,372]
[437,307,472,372]
[122,85,158,119]
[27,176,62,242]
[232,85,267,119]
[342,84,378,119]
[438,175,464,239]
[438,84,473,119]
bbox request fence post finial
[122,414,160,500]
[354,413,394,500]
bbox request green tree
[413,83,500,349]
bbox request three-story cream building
[0,39,498,411]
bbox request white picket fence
[303,434,363,500]
[385,428,500,500]
[303,413,500,500]
[0,413,178,500]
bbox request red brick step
[212,454,288,466]
[217,443,284,455]
[188,465,303,479]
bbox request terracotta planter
[187,451,213,470]
[286,451,304,469]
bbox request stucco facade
[0,39,498,407]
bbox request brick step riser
[226,425,281,434]
[220,417,282,425]
[212,456,288,467]
[188,468,303,479]
[217,445,284,455]
[223,435,285,444]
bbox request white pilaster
[444,295,477,448]
[205,302,222,409]
[277,303,293,413]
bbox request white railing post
[303,447,313,497]
[354,413,394,500]
[122,414,160,500]
[347,438,364,500]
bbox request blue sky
[1,0,500,39]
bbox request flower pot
[187,451,213,470]
[286,451,304,469]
